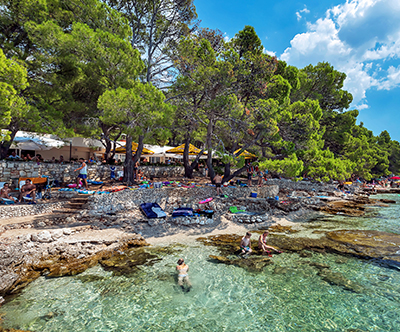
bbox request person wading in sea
[176,258,192,292]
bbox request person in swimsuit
[257,170,263,186]
[19,179,36,203]
[247,163,253,187]
[0,183,17,202]
[176,258,192,291]
[240,232,252,255]
[133,161,139,180]
[258,231,282,254]
[213,173,224,197]
[74,158,88,189]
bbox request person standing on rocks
[240,232,252,255]
[74,158,88,189]
[247,163,253,187]
[213,173,224,197]
[258,231,282,255]
[176,258,192,292]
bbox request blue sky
[195,0,400,141]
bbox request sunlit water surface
[1,194,400,331]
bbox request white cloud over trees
[281,0,400,109]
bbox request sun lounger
[0,197,16,205]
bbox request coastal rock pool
[1,194,400,331]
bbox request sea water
[1,194,400,332]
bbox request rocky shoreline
[0,180,398,318]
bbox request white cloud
[223,33,230,42]
[263,48,276,57]
[356,103,369,110]
[281,0,400,106]
[296,5,310,21]
[378,65,400,90]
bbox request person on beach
[240,232,252,255]
[8,151,21,160]
[258,231,282,255]
[0,183,17,202]
[257,170,263,186]
[176,258,192,292]
[19,179,36,203]
[74,158,88,189]
[214,173,224,197]
[247,163,253,187]
[134,161,139,180]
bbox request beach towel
[1,197,16,205]
[172,207,193,218]
[140,203,166,219]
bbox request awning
[166,143,207,155]
[115,143,154,155]
[12,134,65,151]
[234,149,257,159]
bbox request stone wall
[266,179,337,192]
[87,185,280,216]
[0,201,67,219]
[0,161,184,184]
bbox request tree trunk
[206,119,215,182]
[132,135,144,164]
[183,137,193,178]
[105,140,112,161]
[223,165,247,183]
[123,135,135,185]
[0,128,18,160]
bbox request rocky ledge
[0,227,148,298]
[197,226,400,293]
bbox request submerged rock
[317,268,364,293]
[315,200,366,216]
[100,247,161,277]
[209,255,272,272]
[268,224,300,234]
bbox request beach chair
[41,175,54,199]
[0,197,16,205]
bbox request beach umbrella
[389,176,400,180]
[166,143,207,155]
[234,149,257,159]
[12,136,65,150]
[115,143,154,155]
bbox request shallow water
[1,194,400,332]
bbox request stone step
[52,209,76,214]
[70,198,89,202]
[66,202,86,207]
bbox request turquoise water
[1,194,400,332]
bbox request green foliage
[302,148,354,182]
[232,25,263,58]
[0,49,29,127]
[259,154,304,178]
[291,62,353,112]
[343,134,378,180]
[98,84,174,139]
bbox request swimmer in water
[176,258,192,292]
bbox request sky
[194,0,400,141]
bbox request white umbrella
[12,135,65,150]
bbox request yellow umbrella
[115,142,154,154]
[234,149,257,159]
[166,143,207,155]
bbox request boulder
[31,231,53,243]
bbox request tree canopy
[0,3,398,183]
